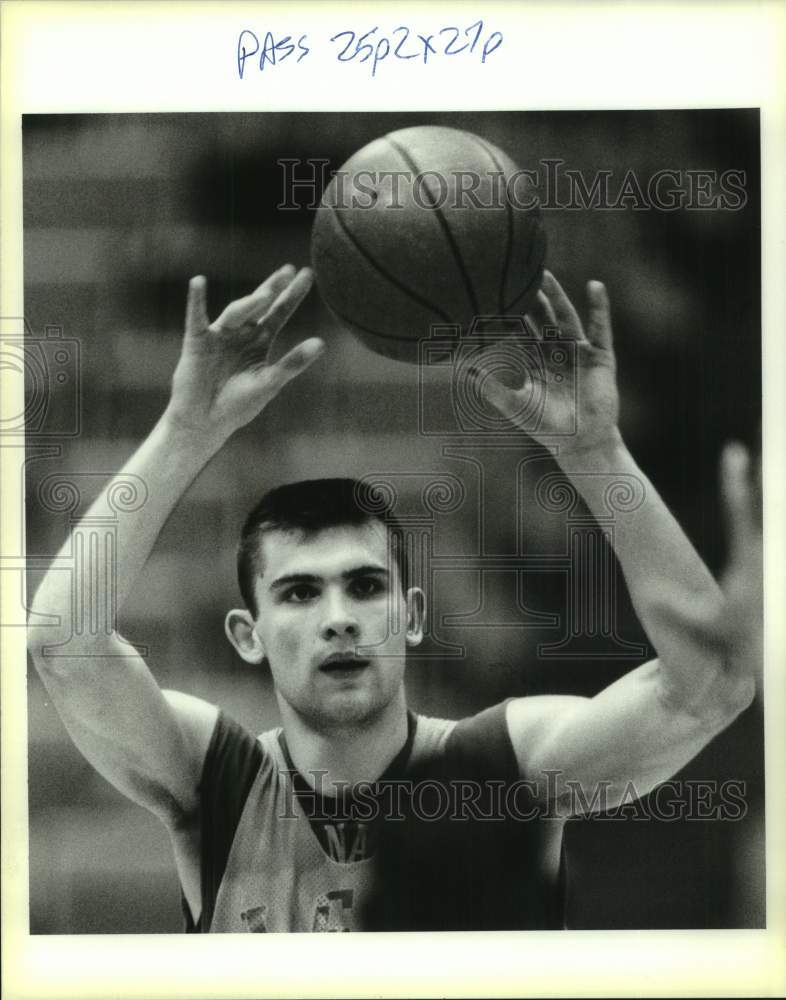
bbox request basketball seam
[385,134,480,319]
[323,201,453,325]
[324,299,435,345]
[503,259,545,313]
[470,135,514,313]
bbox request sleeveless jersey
[211,715,455,932]
[189,702,566,932]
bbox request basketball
[311,125,546,364]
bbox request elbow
[26,620,110,675]
[26,623,54,666]
[657,661,756,734]
[27,627,68,682]
[703,673,756,735]
[27,604,70,664]
[26,584,68,664]
[719,672,756,720]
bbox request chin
[309,689,395,731]
[322,695,381,726]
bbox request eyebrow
[268,565,390,590]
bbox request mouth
[318,653,371,676]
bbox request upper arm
[30,630,218,827]
[506,659,742,815]
[161,689,219,779]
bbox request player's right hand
[164,264,324,443]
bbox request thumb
[266,337,326,391]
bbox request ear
[225,608,266,664]
[405,587,426,647]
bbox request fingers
[210,264,298,332]
[526,289,558,336]
[243,264,298,324]
[585,280,614,351]
[536,272,614,352]
[267,337,326,388]
[242,326,275,368]
[185,275,209,338]
[721,442,759,566]
[541,271,585,340]
[260,267,315,335]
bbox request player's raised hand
[480,271,621,454]
[164,264,324,443]
[646,441,762,708]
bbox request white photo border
[2,2,784,998]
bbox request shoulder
[161,692,267,817]
[202,709,267,793]
[178,706,268,932]
[504,694,588,780]
[162,689,220,772]
[412,700,519,780]
[409,712,456,762]
[161,691,271,790]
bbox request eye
[349,576,385,599]
[282,583,319,604]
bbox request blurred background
[23,110,763,932]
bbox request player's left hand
[480,271,621,455]
[716,441,763,694]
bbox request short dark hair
[237,478,409,616]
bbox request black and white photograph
[21,105,765,931]
[2,3,784,998]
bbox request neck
[277,689,409,794]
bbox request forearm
[24,266,317,827]
[28,413,224,652]
[554,434,731,713]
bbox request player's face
[251,522,422,728]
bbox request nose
[319,589,360,641]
